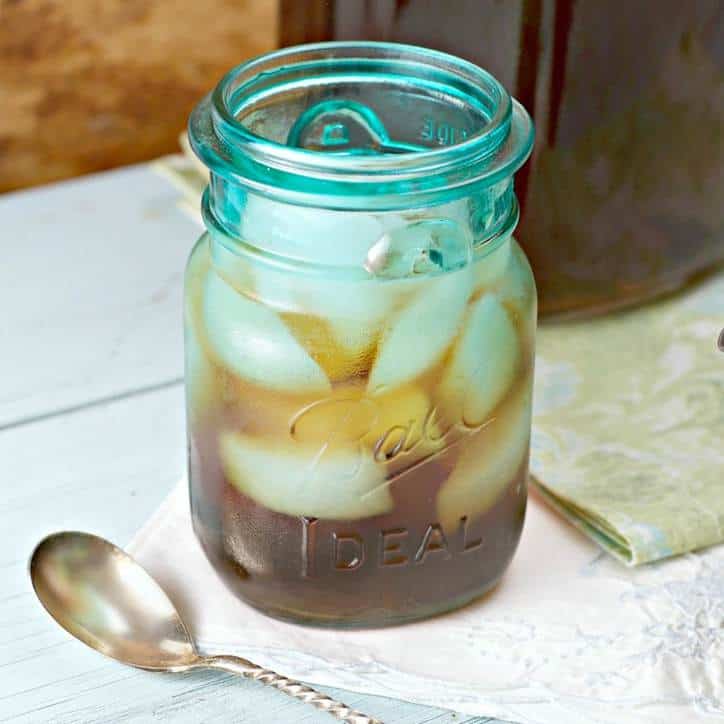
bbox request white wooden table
[0,165,506,724]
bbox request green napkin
[531,276,724,564]
[153,148,724,567]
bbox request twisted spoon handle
[203,654,383,724]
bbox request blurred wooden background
[0,0,280,192]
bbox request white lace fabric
[130,481,724,724]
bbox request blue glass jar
[185,42,535,627]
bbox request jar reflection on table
[184,43,536,627]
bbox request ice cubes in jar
[185,230,534,623]
[219,430,392,519]
[188,232,532,514]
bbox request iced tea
[185,229,535,626]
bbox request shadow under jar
[185,42,536,627]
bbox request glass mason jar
[185,42,535,627]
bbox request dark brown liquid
[188,354,531,626]
[190,438,527,627]
[330,0,724,317]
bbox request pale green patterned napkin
[531,275,724,565]
[153,150,724,567]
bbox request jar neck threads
[189,42,533,210]
[190,42,532,272]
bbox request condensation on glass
[185,43,536,627]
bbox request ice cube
[219,431,392,519]
[281,311,378,383]
[209,236,254,296]
[473,236,513,292]
[249,265,404,382]
[327,316,382,378]
[439,293,520,428]
[288,384,447,482]
[497,239,536,318]
[185,319,218,424]
[241,194,386,267]
[436,379,532,532]
[364,385,444,463]
[288,384,373,446]
[368,267,473,392]
[203,272,331,395]
[238,201,479,379]
[185,235,210,330]
[364,219,472,279]
[303,280,401,379]
[184,237,218,422]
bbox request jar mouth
[189,42,533,210]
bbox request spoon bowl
[31,532,197,670]
[30,531,381,723]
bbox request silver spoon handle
[203,654,383,724]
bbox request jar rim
[189,42,534,210]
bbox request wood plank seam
[0,377,184,434]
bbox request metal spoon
[30,531,382,724]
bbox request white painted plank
[0,165,198,429]
[0,384,501,723]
